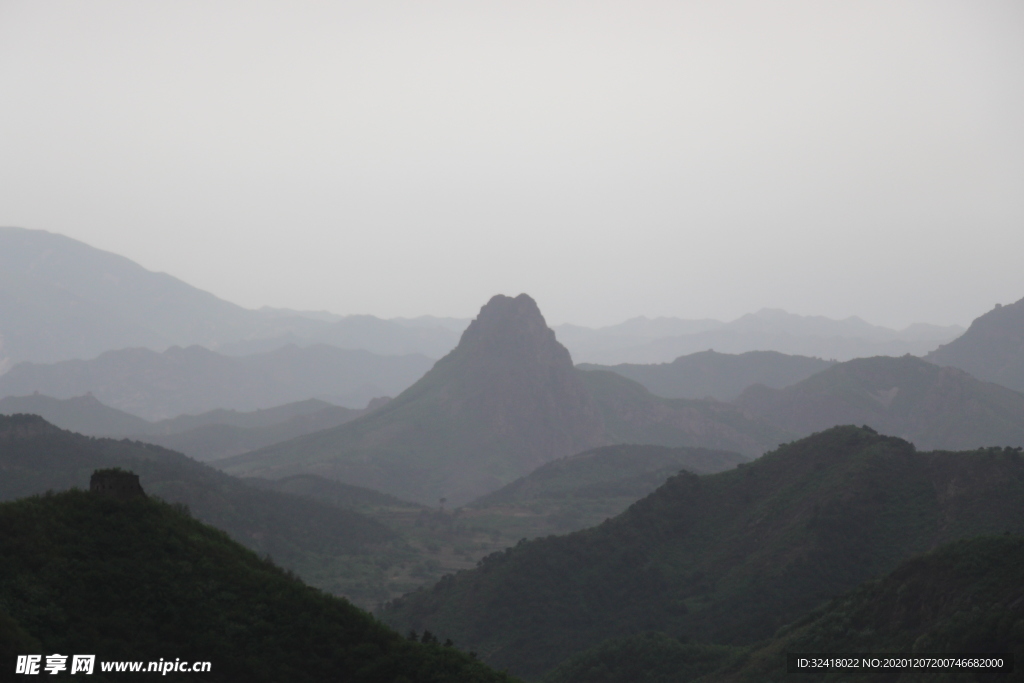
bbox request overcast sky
[1,1,1022,328]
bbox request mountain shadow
[220,294,787,505]
[735,354,1024,450]
[380,426,1024,679]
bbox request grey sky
[1,0,1022,328]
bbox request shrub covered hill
[927,295,1024,395]
[381,426,1024,679]
[0,488,518,683]
[735,354,1024,451]
[545,535,1024,683]
[0,413,401,604]
[221,294,787,505]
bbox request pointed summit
[224,294,605,504]
[223,294,783,505]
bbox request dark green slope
[927,295,1024,394]
[579,350,833,401]
[736,355,1024,450]
[0,490,517,683]
[0,414,398,603]
[713,535,1024,682]
[221,295,785,506]
[381,427,1024,679]
[544,536,1024,683]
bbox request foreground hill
[0,414,401,604]
[735,355,1024,450]
[381,427,1024,679]
[927,295,1024,394]
[0,489,516,682]
[0,343,431,418]
[545,535,1024,683]
[579,350,833,401]
[714,535,1024,682]
[221,294,786,505]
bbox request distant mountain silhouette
[557,310,963,365]
[0,226,461,365]
[0,392,152,435]
[0,343,431,419]
[580,350,833,401]
[735,355,1024,450]
[0,393,384,461]
[221,294,787,505]
[926,295,1024,394]
[382,426,1024,678]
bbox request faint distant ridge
[221,294,788,505]
[0,392,386,462]
[0,226,462,365]
[735,354,1024,450]
[0,343,432,419]
[579,349,834,401]
[556,308,964,365]
[926,295,1024,394]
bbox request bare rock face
[90,469,146,500]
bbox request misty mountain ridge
[382,426,1024,678]
[926,294,1024,394]
[0,341,430,420]
[557,309,964,365]
[1,226,969,376]
[735,354,1024,451]
[221,294,787,506]
[0,226,463,365]
[0,392,386,462]
[580,349,834,401]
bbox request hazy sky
[1,1,1022,328]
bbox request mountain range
[580,350,833,401]
[1,226,971,374]
[381,426,1024,679]
[0,342,430,418]
[927,295,1024,395]
[555,309,963,365]
[220,294,788,505]
[0,226,462,366]
[735,354,1024,451]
